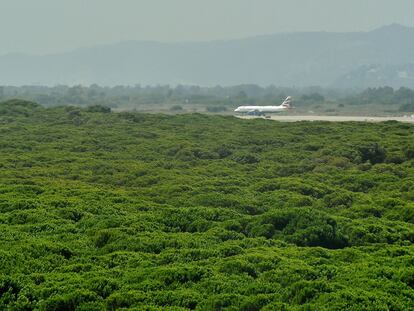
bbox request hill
[1,24,414,87]
[0,100,413,310]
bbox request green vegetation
[0,99,413,310]
[2,84,414,115]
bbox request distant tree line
[0,84,330,109]
[0,84,414,112]
[344,86,414,111]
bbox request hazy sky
[1,0,413,54]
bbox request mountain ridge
[1,24,413,87]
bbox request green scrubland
[0,100,413,310]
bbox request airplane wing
[247,109,264,116]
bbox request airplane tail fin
[281,96,292,108]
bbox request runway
[239,115,414,123]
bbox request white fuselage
[234,105,289,113]
[234,96,293,115]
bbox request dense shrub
[0,103,413,310]
[358,142,386,164]
[246,209,348,249]
[85,105,111,113]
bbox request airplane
[234,96,293,116]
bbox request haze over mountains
[1,24,413,88]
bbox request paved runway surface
[239,115,414,123]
